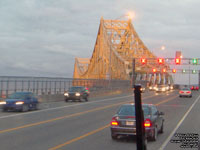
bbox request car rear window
[182,88,190,90]
[117,105,150,116]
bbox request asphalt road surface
[0,90,199,150]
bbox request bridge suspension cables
[73,17,172,85]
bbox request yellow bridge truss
[73,17,170,80]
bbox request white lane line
[159,94,200,150]
[0,94,134,119]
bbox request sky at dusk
[0,0,200,84]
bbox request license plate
[126,121,134,126]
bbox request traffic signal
[182,69,186,73]
[172,69,176,73]
[162,68,166,73]
[141,58,147,64]
[152,68,157,73]
[158,58,164,64]
[175,58,181,65]
[192,70,197,74]
[192,58,198,65]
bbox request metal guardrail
[0,76,131,98]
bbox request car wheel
[79,97,83,102]
[111,134,118,140]
[34,103,38,110]
[159,122,164,134]
[179,95,182,97]
[2,108,7,112]
[65,99,68,102]
[85,97,88,102]
[21,104,29,112]
[151,127,158,141]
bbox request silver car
[179,88,192,98]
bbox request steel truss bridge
[73,17,173,86]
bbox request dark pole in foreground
[132,58,136,88]
[134,84,147,150]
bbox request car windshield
[117,105,150,116]
[68,87,84,92]
[8,93,27,99]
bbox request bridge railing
[0,76,131,99]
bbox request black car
[64,86,89,102]
[110,103,164,141]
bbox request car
[155,85,167,92]
[140,87,146,93]
[179,88,192,97]
[110,103,164,141]
[191,86,199,91]
[0,92,39,112]
[64,86,89,102]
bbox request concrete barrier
[38,88,132,103]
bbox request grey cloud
[0,0,200,82]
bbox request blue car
[0,92,39,112]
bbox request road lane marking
[0,91,175,119]
[159,94,200,150]
[48,124,110,150]
[0,94,159,134]
[48,95,178,150]
[155,95,177,106]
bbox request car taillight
[179,91,184,94]
[110,121,118,126]
[110,116,119,126]
[144,119,152,127]
[186,91,191,94]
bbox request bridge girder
[73,17,171,81]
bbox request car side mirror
[159,112,164,115]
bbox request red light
[175,58,181,64]
[152,68,157,73]
[144,119,152,127]
[158,58,164,64]
[162,68,166,73]
[186,91,191,94]
[110,121,118,126]
[141,58,147,64]
[172,69,176,73]
[179,91,184,94]
[110,117,119,126]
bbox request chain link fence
[0,76,131,99]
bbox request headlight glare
[75,93,80,96]
[0,101,6,105]
[64,93,69,96]
[15,101,24,105]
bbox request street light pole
[189,60,191,87]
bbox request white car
[155,85,167,92]
[179,88,192,98]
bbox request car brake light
[110,116,119,126]
[111,121,118,126]
[186,91,191,94]
[144,119,152,127]
[179,91,184,94]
